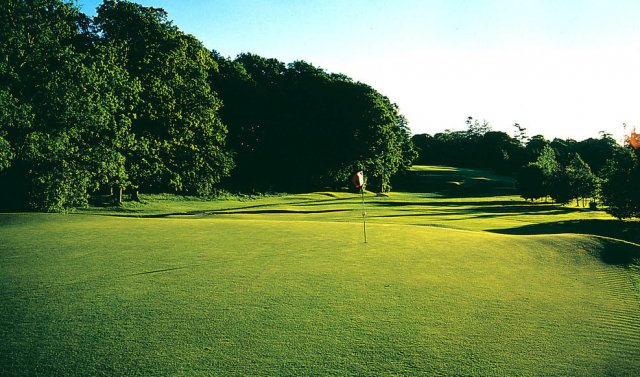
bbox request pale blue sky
[77,0,640,141]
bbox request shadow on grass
[373,200,582,218]
[489,219,640,265]
[393,168,516,198]
[596,239,640,266]
[91,208,352,218]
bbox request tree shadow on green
[489,219,640,265]
[393,167,516,198]
[374,200,582,217]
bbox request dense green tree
[412,118,525,174]
[549,167,573,204]
[564,153,598,206]
[211,53,414,192]
[600,149,640,219]
[550,138,578,165]
[94,0,233,196]
[524,135,550,164]
[536,145,560,198]
[516,163,547,201]
[0,0,139,210]
[0,0,417,210]
[516,144,559,202]
[479,131,524,174]
[574,132,623,176]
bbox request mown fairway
[1,166,639,375]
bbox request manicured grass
[1,166,639,375]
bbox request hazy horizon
[78,0,640,143]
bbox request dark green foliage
[516,145,558,202]
[575,133,622,175]
[413,120,631,212]
[600,149,640,219]
[0,136,11,172]
[411,118,524,174]
[94,0,233,196]
[517,147,598,206]
[564,154,598,206]
[212,54,415,192]
[516,164,546,201]
[524,135,550,164]
[0,0,415,210]
[0,0,139,211]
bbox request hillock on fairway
[1,166,639,375]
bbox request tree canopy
[0,0,416,211]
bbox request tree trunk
[118,186,123,205]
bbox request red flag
[352,171,364,189]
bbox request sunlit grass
[1,166,639,375]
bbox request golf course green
[1,166,639,375]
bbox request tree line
[0,0,415,211]
[412,118,640,219]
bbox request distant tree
[600,149,640,219]
[465,116,491,137]
[549,167,573,204]
[512,123,529,146]
[550,138,578,165]
[565,154,598,207]
[212,52,413,192]
[516,163,547,201]
[410,134,434,165]
[524,135,550,164]
[479,131,523,174]
[574,132,623,176]
[411,119,525,175]
[535,145,559,201]
[535,145,559,177]
[396,115,418,171]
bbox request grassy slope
[1,166,639,375]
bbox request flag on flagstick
[352,170,364,189]
[352,170,367,243]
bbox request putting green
[1,166,639,375]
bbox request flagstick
[361,187,367,243]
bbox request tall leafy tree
[600,149,640,219]
[211,53,414,192]
[565,153,598,206]
[94,0,233,196]
[574,132,624,176]
[0,0,138,210]
[517,144,559,202]
[516,163,547,201]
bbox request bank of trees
[0,0,415,211]
[212,54,415,192]
[413,120,639,219]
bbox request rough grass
[1,166,639,375]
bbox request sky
[77,0,640,142]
